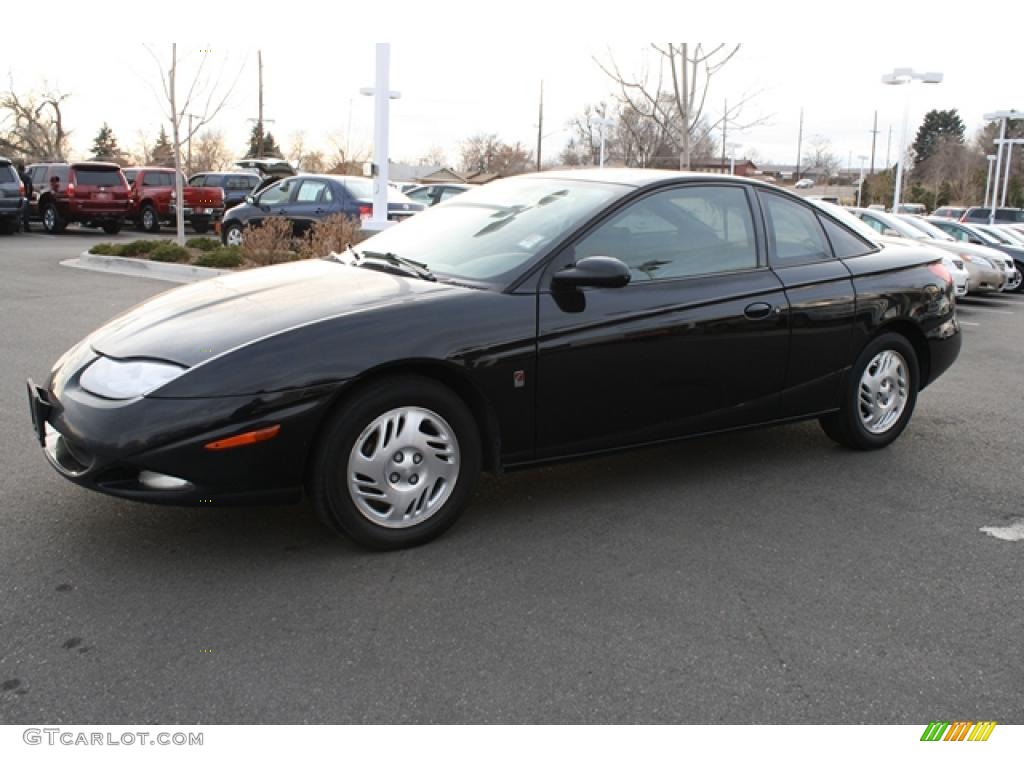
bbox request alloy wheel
[858,350,908,434]
[345,406,460,529]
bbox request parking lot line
[959,321,981,326]
[958,307,1014,314]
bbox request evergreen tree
[151,126,175,167]
[90,123,122,161]
[244,123,282,158]
[912,109,965,164]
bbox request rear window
[74,169,123,186]
[0,165,16,183]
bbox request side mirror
[245,194,255,205]
[552,256,631,290]
[969,237,984,245]
[883,227,900,237]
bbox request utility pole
[169,43,185,246]
[885,125,892,168]
[536,81,543,172]
[869,110,878,175]
[720,99,728,172]
[795,107,804,182]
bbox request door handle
[744,302,774,320]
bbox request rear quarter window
[0,165,16,183]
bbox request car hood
[88,259,462,367]
[912,239,1005,267]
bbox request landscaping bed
[88,214,364,271]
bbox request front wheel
[191,219,210,234]
[308,376,481,550]
[222,221,244,247]
[820,333,919,450]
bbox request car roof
[508,168,786,190]
[123,166,177,172]
[0,156,11,165]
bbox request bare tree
[143,44,243,244]
[0,79,71,161]
[191,130,232,172]
[595,44,763,170]
[802,135,841,182]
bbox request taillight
[959,252,973,263]
[18,181,25,196]
[66,182,75,198]
[358,204,372,221]
[928,262,953,286]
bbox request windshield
[962,224,1001,245]
[897,215,956,241]
[353,177,623,284]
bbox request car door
[250,177,298,228]
[535,182,791,459]
[757,191,860,417]
[287,178,332,237]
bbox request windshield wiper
[344,246,436,281]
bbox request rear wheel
[191,219,210,234]
[308,376,481,550]
[140,204,160,233]
[820,333,919,450]
[101,220,122,235]
[42,202,65,234]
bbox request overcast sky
[5,2,1018,172]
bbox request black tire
[191,219,210,234]
[41,202,65,234]
[819,332,919,450]
[140,204,160,233]
[222,221,244,247]
[101,220,123,235]
[308,376,482,550]
[0,218,13,235]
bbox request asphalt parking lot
[1,229,1022,724]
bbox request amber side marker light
[205,425,281,451]
[928,262,953,286]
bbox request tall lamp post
[360,43,401,231]
[590,115,615,168]
[857,154,868,207]
[984,153,998,208]
[983,110,1023,222]
[726,142,742,175]
[882,68,943,212]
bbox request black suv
[26,161,130,234]
[0,156,27,234]
[188,171,260,211]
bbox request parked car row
[848,207,1022,294]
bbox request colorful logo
[920,721,997,742]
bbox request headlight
[79,357,187,400]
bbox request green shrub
[194,247,243,268]
[148,242,190,262]
[115,239,162,257]
[90,243,116,255]
[186,236,221,252]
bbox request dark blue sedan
[220,174,424,245]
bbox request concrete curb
[63,251,230,284]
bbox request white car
[794,178,814,189]
[807,199,969,297]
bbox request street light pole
[983,111,1023,223]
[882,68,943,213]
[360,43,402,231]
[984,154,997,208]
[590,115,615,168]
[857,154,867,207]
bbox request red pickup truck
[123,167,225,234]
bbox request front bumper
[29,370,338,507]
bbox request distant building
[689,158,759,177]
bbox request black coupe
[28,170,961,549]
